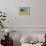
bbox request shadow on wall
[13,40,21,46]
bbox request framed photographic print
[19,7,30,15]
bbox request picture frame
[19,7,30,15]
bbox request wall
[0,0,46,27]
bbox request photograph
[0,0,46,46]
[19,7,30,15]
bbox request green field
[20,10,29,14]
